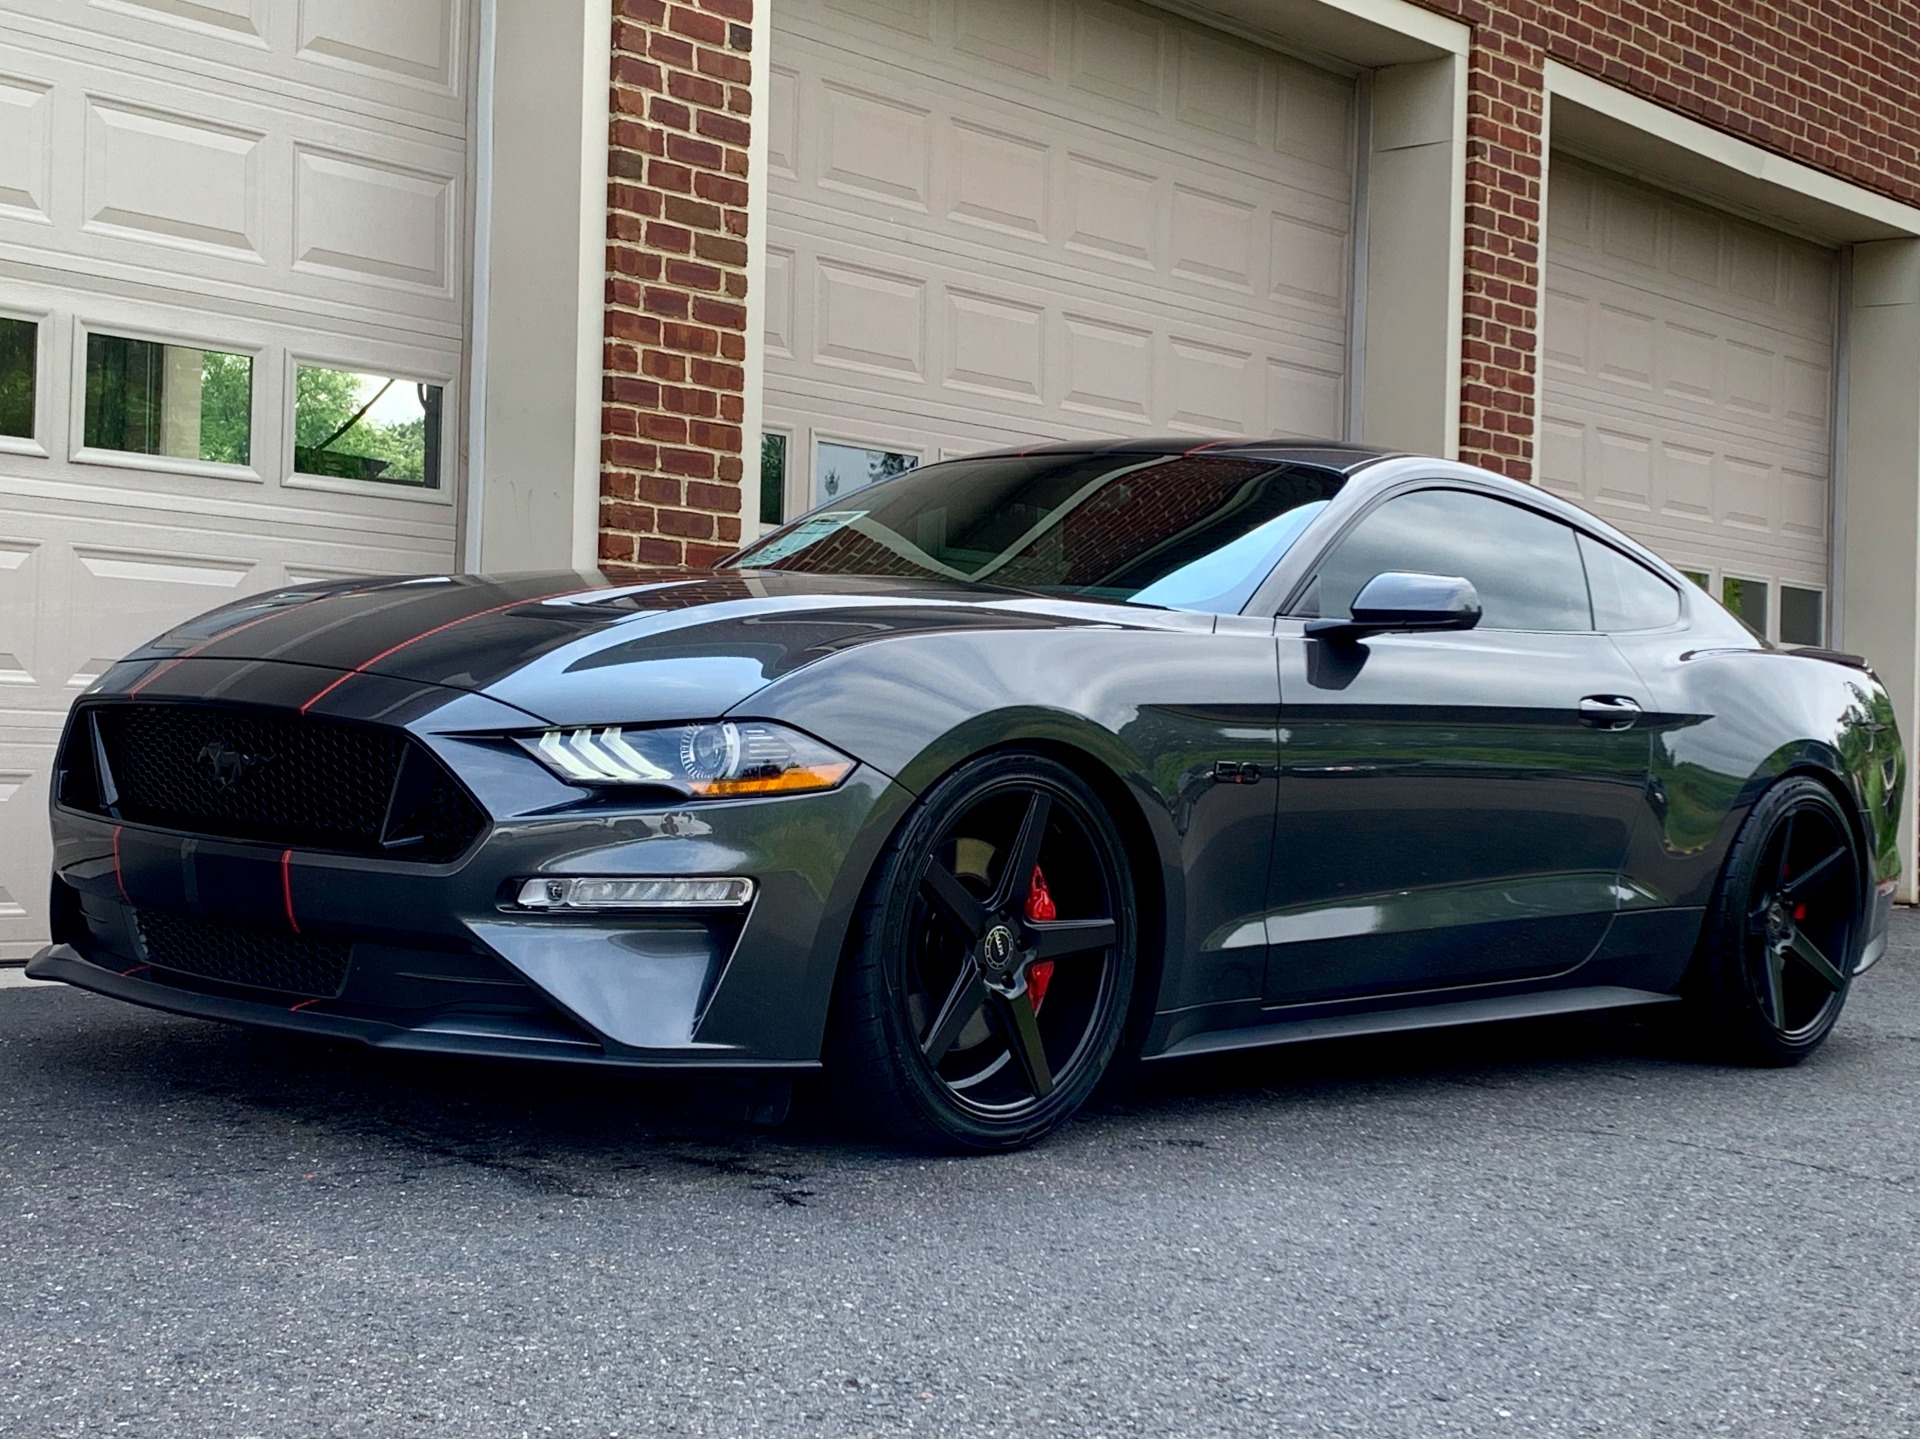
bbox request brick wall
[599,0,1920,547]
[601,0,755,575]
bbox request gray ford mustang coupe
[32,439,1904,1150]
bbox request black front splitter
[25,945,820,1075]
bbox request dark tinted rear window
[725,452,1346,613]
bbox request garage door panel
[812,259,928,380]
[1267,357,1345,439]
[0,33,465,330]
[954,0,1051,78]
[295,0,465,93]
[82,95,266,260]
[798,1,1353,197]
[6,0,469,128]
[945,289,1044,402]
[779,60,1350,312]
[772,0,1354,467]
[949,118,1048,239]
[775,200,1346,428]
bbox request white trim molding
[1545,61,1920,246]
[741,0,773,536]
[469,0,613,575]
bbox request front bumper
[36,669,914,1069]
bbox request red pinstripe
[111,825,129,904]
[127,595,331,698]
[298,586,587,714]
[281,848,300,935]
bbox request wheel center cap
[981,923,1019,975]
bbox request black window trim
[1271,477,1693,636]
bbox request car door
[1262,484,1654,1004]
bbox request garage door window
[760,431,788,527]
[83,333,252,465]
[1780,586,1825,647]
[815,439,917,505]
[1720,576,1768,639]
[294,365,443,488]
[0,317,34,439]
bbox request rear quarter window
[1578,533,1680,632]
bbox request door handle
[1579,695,1643,731]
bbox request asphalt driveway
[3,917,1918,1438]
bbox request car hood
[119,568,1207,726]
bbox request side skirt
[1146,985,1682,1062]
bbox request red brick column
[1456,12,1545,480]
[601,0,755,575]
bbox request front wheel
[830,753,1137,1151]
[1688,776,1863,1065]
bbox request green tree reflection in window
[294,365,441,488]
[0,317,35,439]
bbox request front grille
[135,908,352,999]
[73,702,484,861]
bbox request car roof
[959,435,1401,476]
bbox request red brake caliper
[1025,865,1056,1013]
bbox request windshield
[724,452,1346,614]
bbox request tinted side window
[1578,533,1681,631]
[1302,488,1592,631]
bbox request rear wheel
[830,753,1136,1151]
[1689,776,1862,1065]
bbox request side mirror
[1305,572,1483,641]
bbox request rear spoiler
[1794,647,1877,677]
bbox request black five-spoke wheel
[832,753,1136,1150]
[1693,776,1862,1064]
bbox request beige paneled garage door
[1541,158,1837,647]
[0,0,471,957]
[764,0,1356,510]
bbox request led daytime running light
[522,721,854,797]
[517,876,756,910]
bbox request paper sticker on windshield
[743,511,865,565]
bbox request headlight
[522,721,855,797]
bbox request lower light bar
[516,876,756,911]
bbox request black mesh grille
[135,908,351,999]
[77,703,484,861]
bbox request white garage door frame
[1541,61,1920,894]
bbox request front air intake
[134,908,352,999]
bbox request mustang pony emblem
[197,740,269,792]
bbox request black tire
[829,752,1137,1152]
[1688,775,1863,1066]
